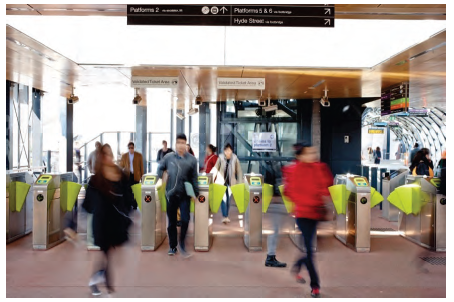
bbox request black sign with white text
[127,5,335,27]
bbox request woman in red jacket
[283,143,333,298]
[201,144,218,173]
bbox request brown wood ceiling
[5,6,446,110]
[6,4,446,20]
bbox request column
[31,88,43,168]
[198,102,210,170]
[135,104,147,175]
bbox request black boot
[265,255,287,267]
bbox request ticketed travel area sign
[127,5,335,27]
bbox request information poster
[252,132,276,152]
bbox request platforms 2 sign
[127,5,335,28]
[252,132,276,152]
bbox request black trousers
[167,195,190,250]
[129,173,138,209]
[295,217,320,289]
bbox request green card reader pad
[250,177,262,186]
[144,176,156,185]
[198,176,208,185]
[37,175,52,185]
[354,177,368,187]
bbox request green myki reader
[194,173,214,251]
[6,171,34,244]
[33,173,81,250]
[139,174,166,251]
[244,173,263,252]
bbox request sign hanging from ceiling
[127,5,335,28]
[131,76,179,88]
[252,132,276,152]
[368,128,385,134]
[217,78,265,90]
[381,82,409,116]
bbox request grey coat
[214,153,243,186]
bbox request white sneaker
[222,217,228,224]
[226,217,230,223]
[89,271,106,286]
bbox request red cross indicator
[253,196,260,204]
[145,195,152,203]
[198,195,206,203]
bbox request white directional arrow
[220,6,228,14]
[325,19,331,25]
[324,8,331,15]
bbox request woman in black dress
[83,144,134,296]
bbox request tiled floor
[6,197,446,298]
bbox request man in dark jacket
[158,133,199,258]
[409,143,421,163]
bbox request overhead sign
[127,5,335,28]
[368,128,384,134]
[408,108,430,117]
[388,121,400,127]
[381,83,409,116]
[217,78,265,90]
[131,76,179,88]
[252,132,276,152]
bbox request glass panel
[150,133,171,173]
[11,85,19,169]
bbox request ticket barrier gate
[332,174,372,253]
[397,176,446,252]
[382,169,408,222]
[139,174,167,251]
[33,173,81,250]
[6,171,34,243]
[194,173,214,251]
[244,174,263,252]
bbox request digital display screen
[41,176,50,179]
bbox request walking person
[87,141,102,175]
[158,133,199,258]
[201,144,218,173]
[213,143,243,224]
[374,147,382,164]
[119,142,144,210]
[410,148,434,177]
[82,144,134,297]
[409,143,421,163]
[283,143,333,298]
[368,147,374,162]
[157,140,173,163]
[186,144,195,156]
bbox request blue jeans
[221,186,230,218]
[295,217,320,289]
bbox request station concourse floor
[6,194,446,298]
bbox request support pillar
[198,102,210,170]
[135,104,147,175]
[31,88,43,168]
[6,81,13,170]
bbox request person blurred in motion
[201,144,218,173]
[213,143,243,224]
[264,142,302,268]
[410,148,434,177]
[368,147,374,162]
[158,133,199,258]
[409,142,421,163]
[82,144,133,297]
[74,142,83,183]
[283,143,333,298]
[186,144,195,156]
[119,142,144,210]
[374,146,382,164]
[157,140,173,163]
[87,141,102,175]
